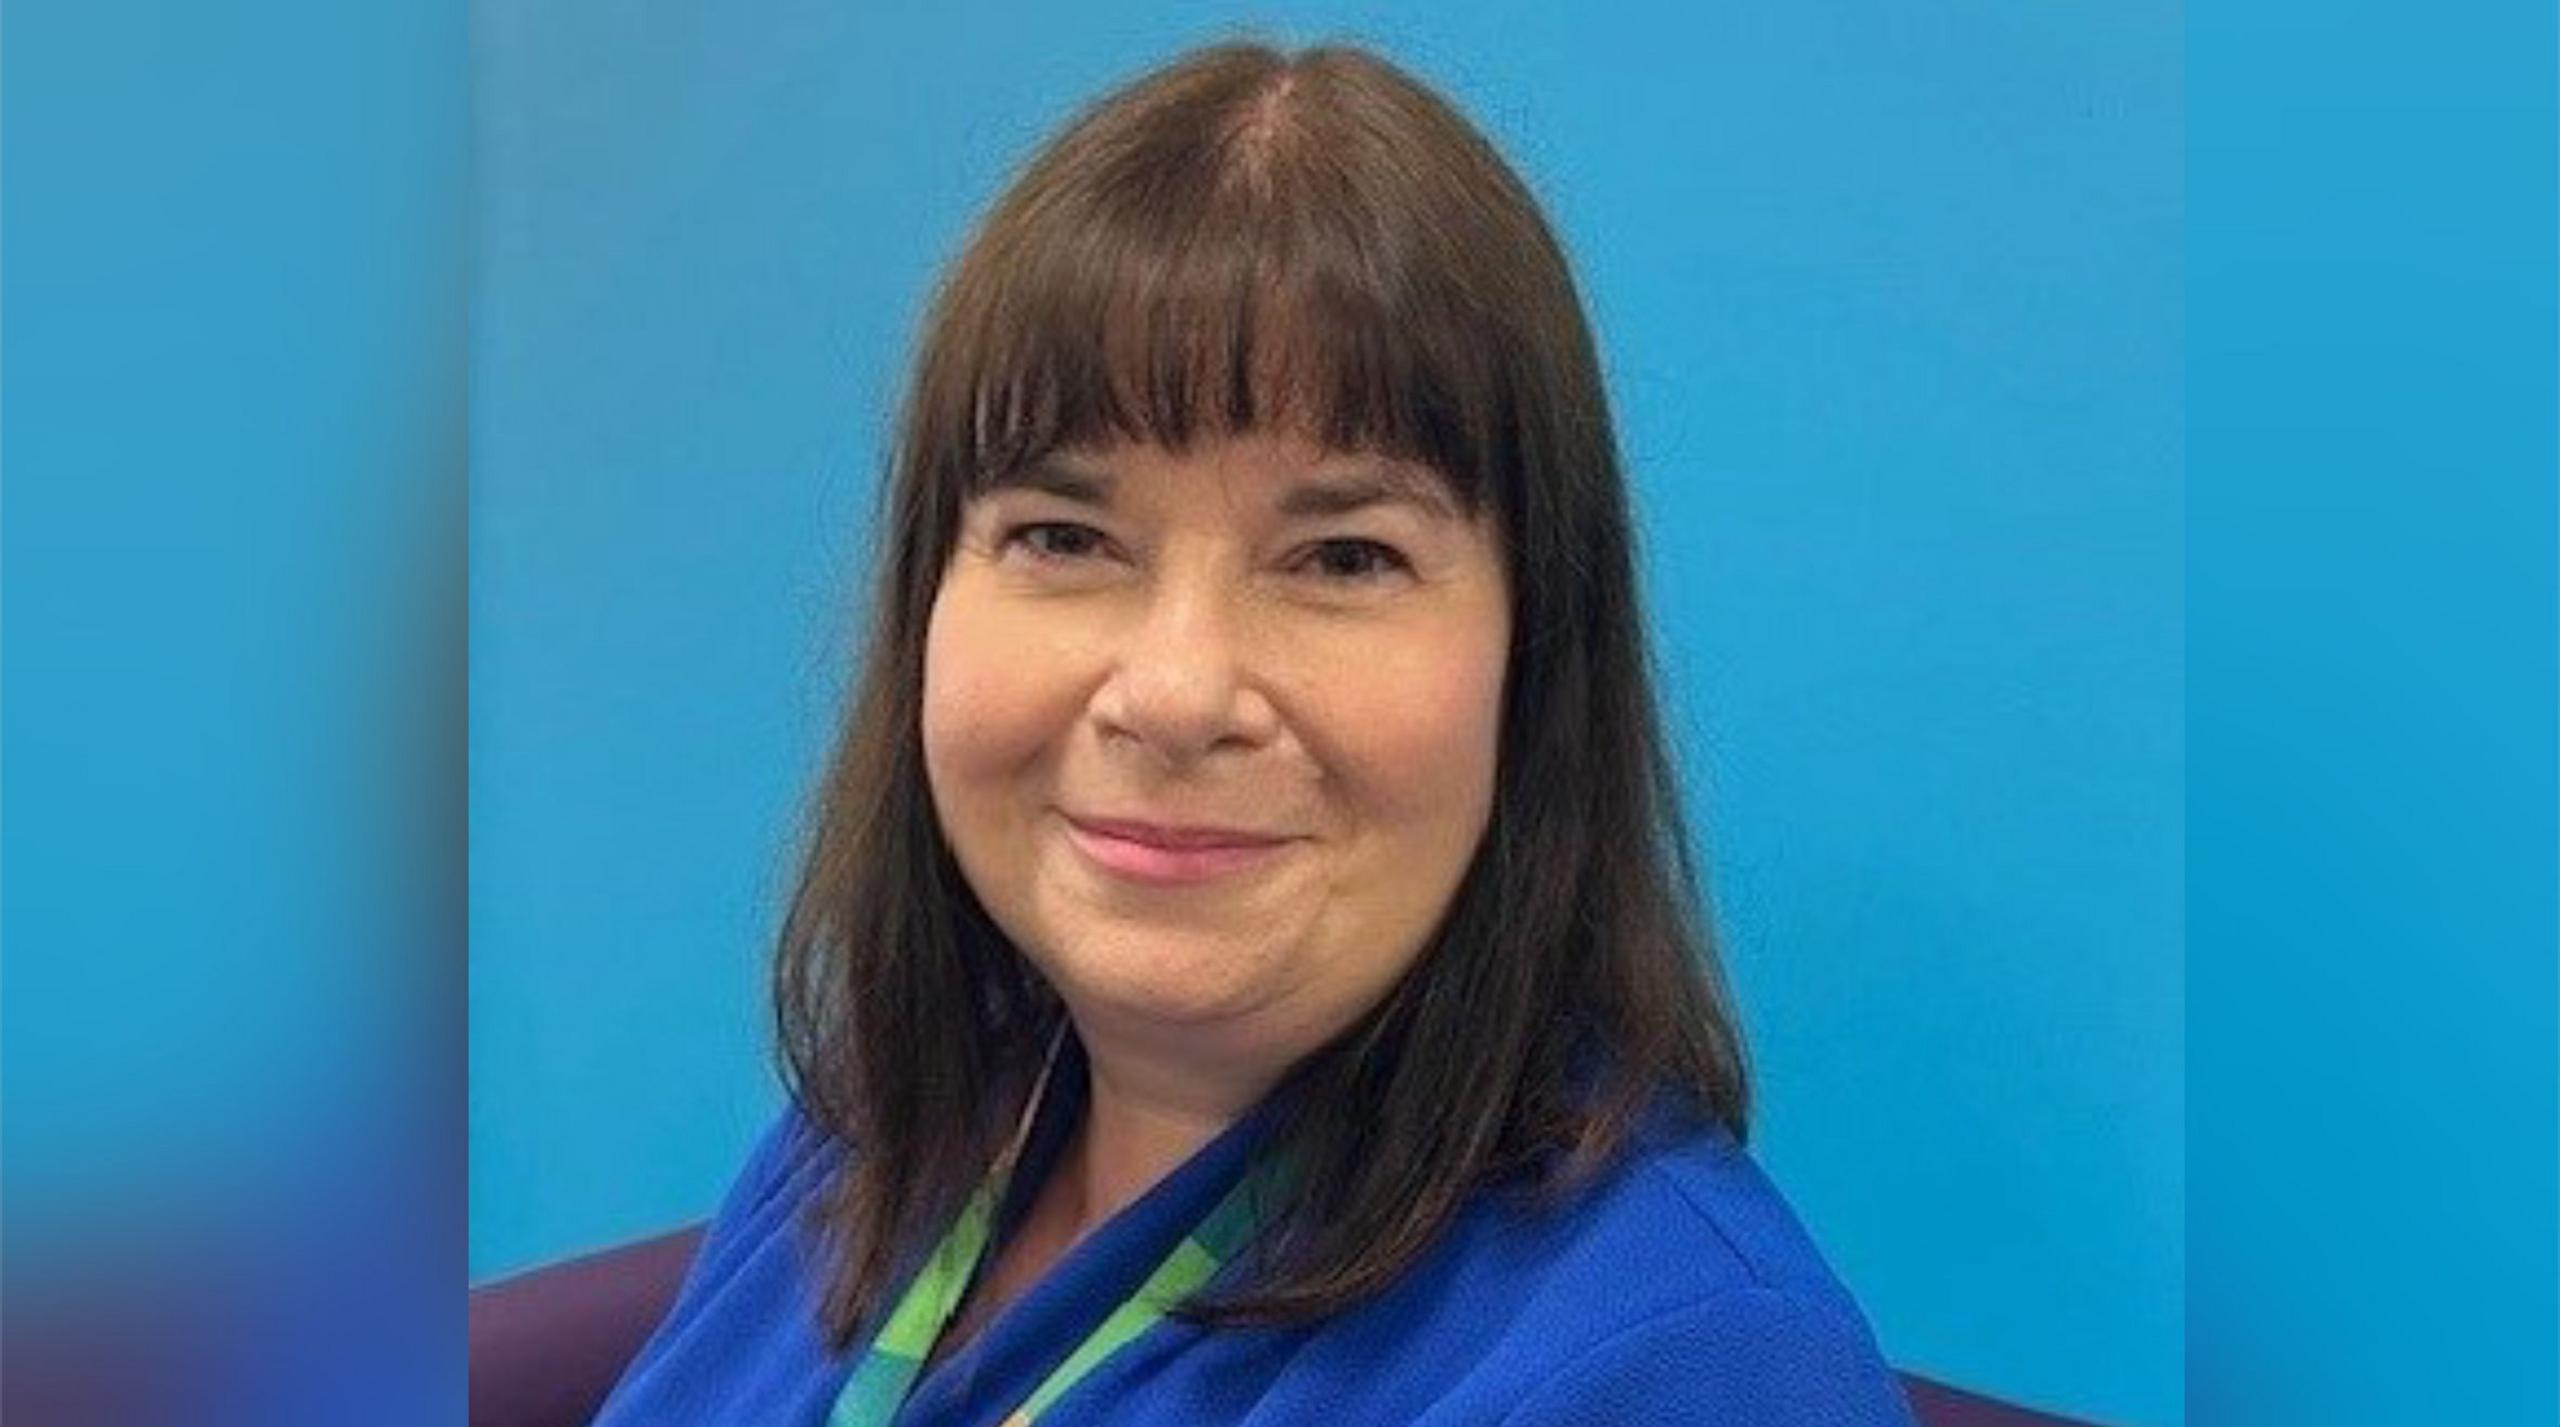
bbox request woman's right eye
[998,521,1110,563]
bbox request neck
[1055,1026,1283,1235]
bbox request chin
[1039,928,1280,1032]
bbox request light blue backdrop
[469,5,2180,1423]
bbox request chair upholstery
[470,1226,705,1427]
[467,1225,2102,1427]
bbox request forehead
[980,440,1466,522]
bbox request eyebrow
[987,457,1461,521]
[988,460,1113,506]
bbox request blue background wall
[469,4,2180,1423]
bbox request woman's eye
[1299,538,1412,582]
[994,525,1407,584]
[999,521,1110,563]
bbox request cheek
[920,583,1072,798]
[1330,628,1508,842]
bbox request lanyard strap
[826,1156,1279,1427]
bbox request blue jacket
[592,1058,1914,1426]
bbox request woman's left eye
[1296,538,1412,582]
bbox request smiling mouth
[1061,815,1298,887]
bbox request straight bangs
[906,84,1519,521]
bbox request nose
[1088,571,1278,771]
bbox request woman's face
[922,429,1511,1071]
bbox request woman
[593,41,1913,1426]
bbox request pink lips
[1062,814,1296,886]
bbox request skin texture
[916,429,1511,1342]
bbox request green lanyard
[824,1151,1277,1427]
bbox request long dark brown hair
[775,40,1748,1348]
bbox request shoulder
[588,1101,852,1425]
[1420,1111,1913,1423]
[682,1100,845,1288]
[1479,1108,1867,1312]
[1604,1112,1859,1298]
[1254,1110,1912,1423]
[1491,1286,1916,1426]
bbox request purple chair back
[466,1226,2103,1427]
[469,1226,704,1427]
